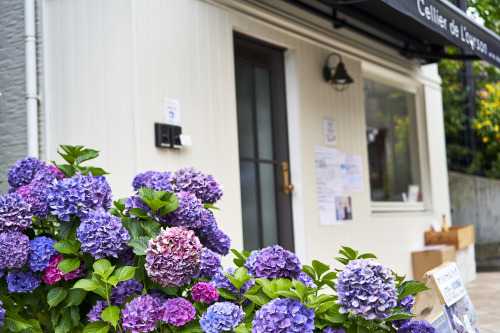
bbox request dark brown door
[233,33,294,252]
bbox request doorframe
[232,29,308,262]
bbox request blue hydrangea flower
[335,259,397,320]
[110,277,143,306]
[7,157,45,191]
[125,195,154,220]
[28,236,57,271]
[199,302,245,333]
[87,300,108,322]
[252,298,315,333]
[145,172,173,192]
[251,245,302,280]
[0,193,32,232]
[297,271,317,288]
[77,210,130,259]
[33,164,65,184]
[6,270,41,293]
[193,210,230,256]
[397,320,437,332]
[245,250,260,276]
[159,191,203,228]
[171,167,223,204]
[122,295,164,333]
[16,181,50,219]
[323,328,345,333]
[47,173,112,221]
[209,268,254,304]
[132,171,157,191]
[392,296,415,328]
[199,248,222,278]
[0,232,30,269]
[0,301,5,326]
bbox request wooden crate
[424,225,475,250]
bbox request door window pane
[240,161,261,250]
[255,67,274,160]
[259,163,278,247]
[364,78,421,202]
[236,62,256,159]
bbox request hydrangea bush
[0,145,434,333]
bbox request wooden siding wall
[45,0,451,278]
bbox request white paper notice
[164,98,181,125]
[323,118,337,146]
[342,154,364,192]
[432,262,467,306]
[315,146,343,226]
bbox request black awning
[286,0,500,68]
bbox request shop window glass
[364,78,421,202]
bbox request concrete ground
[466,272,500,333]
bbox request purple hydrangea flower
[77,210,130,259]
[191,282,219,303]
[16,181,50,219]
[392,296,416,329]
[0,232,30,269]
[132,171,157,191]
[0,193,32,232]
[47,173,112,221]
[7,157,45,191]
[145,172,173,192]
[171,167,223,204]
[28,236,57,271]
[88,300,108,322]
[33,164,65,183]
[252,298,315,333]
[323,328,346,333]
[125,195,153,220]
[117,246,135,266]
[6,270,41,293]
[122,295,164,333]
[251,245,302,280]
[397,320,437,333]
[244,250,260,276]
[150,287,171,305]
[162,298,196,326]
[209,268,255,304]
[199,302,245,333]
[335,259,397,320]
[145,227,202,287]
[199,249,222,278]
[159,191,203,228]
[0,301,5,326]
[110,278,143,306]
[194,211,230,256]
[297,271,317,288]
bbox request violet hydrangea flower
[0,232,30,269]
[199,249,222,278]
[110,278,143,306]
[87,301,108,322]
[6,270,41,293]
[47,173,112,221]
[171,167,223,204]
[145,227,202,287]
[397,320,437,333]
[145,172,173,192]
[335,259,397,320]
[297,271,317,288]
[77,210,130,259]
[194,211,231,256]
[0,301,5,326]
[132,171,157,191]
[0,193,32,232]
[117,246,135,266]
[28,236,57,271]
[160,191,203,228]
[121,295,164,333]
[209,268,255,304]
[251,245,302,280]
[7,157,44,191]
[244,250,260,276]
[125,195,153,220]
[199,302,245,333]
[392,296,415,328]
[252,298,315,333]
[323,328,346,333]
[16,181,51,219]
[191,282,219,303]
[162,298,196,326]
[33,164,65,183]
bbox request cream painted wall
[45,0,451,278]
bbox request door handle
[281,161,294,195]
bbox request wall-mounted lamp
[322,53,354,92]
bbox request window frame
[362,63,431,213]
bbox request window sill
[371,202,427,213]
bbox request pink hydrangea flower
[191,282,219,303]
[42,255,85,285]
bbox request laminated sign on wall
[413,262,481,333]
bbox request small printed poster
[335,196,352,221]
[341,154,364,192]
[431,262,467,306]
[315,146,343,226]
[164,98,181,125]
[323,118,337,146]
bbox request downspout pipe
[25,0,39,158]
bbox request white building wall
[44,0,451,278]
